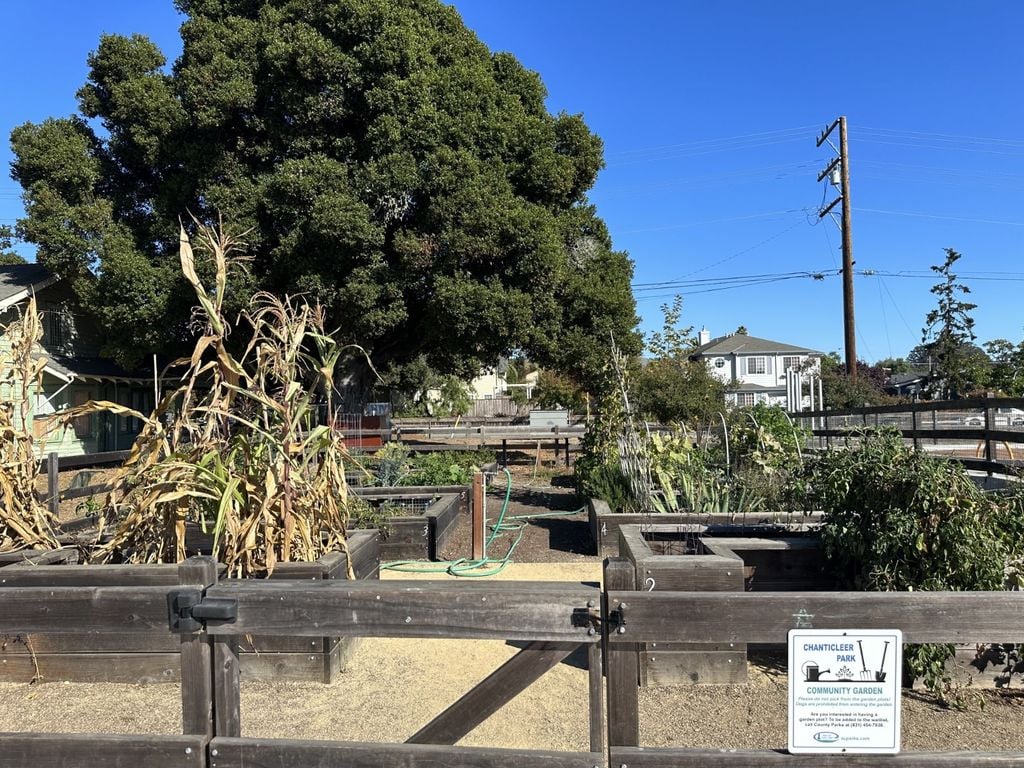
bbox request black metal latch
[167,589,238,633]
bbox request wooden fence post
[47,452,59,517]
[604,557,639,747]
[213,636,241,738]
[984,403,994,471]
[932,408,938,445]
[911,403,920,451]
[471,472,485,561]
[177,556,218,738]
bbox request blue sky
[3,2,1024,363]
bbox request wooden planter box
[587,497,821,557]
[618,523,831,686]
[0,530,379,684]
[352,489,466,561]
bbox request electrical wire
[619,209,801,235]
[853,207,1024,227]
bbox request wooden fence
[792,397,1024,475]
[2,556,1023,766]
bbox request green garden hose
[380,467,585,577]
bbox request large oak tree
[11,0,639,395]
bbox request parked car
[964,407,1024,427]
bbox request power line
[853,207,1024,227]
[619,209,800,235]
[634,271,837,302]
[858,126,1024,148]
[605,125,817,158]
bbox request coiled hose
[380,467,584,577]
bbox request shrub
[811,429,1009,705]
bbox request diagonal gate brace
[406,640,581,745]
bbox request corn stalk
[70,223,362,577]
[0,297,59,551]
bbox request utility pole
[817,116,857,381]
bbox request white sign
[788,628,902,754]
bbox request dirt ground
[5,453,1024,752]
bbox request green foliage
[984,338,1024,396]
[819,354,895,408]
[403,450,492,486]
[811,429,1009,706]
[434,377,472,418]
[635,358,726,425]
[634,296,726,424]
[11,0,640,392]
[0,226,26,265]
[367,443,494,487]
[533,369,586,412]
[574,341,652,513]
[921,249,988,398]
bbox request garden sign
[788,628,902,754]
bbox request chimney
[698,327,710,346]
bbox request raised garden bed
[587,497,821,557]
[617,523,832,686]
[0,529,379,684]
[352,489,466,561]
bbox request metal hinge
[167,589,238,633]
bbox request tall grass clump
[0,297,59,551]
[76,224,362,577]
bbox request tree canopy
[10,0,639,395]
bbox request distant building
[1,264,162,456]
[690,328,822,407]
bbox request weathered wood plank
[204,581,599,642]
[608,591,1024,644]
[0,652,180,683]
[208,738,601,768]
[0,563,189,586]
[213,637,241,738]
[0,733,206,768]
[611,746,1024,766]
[407,641,579,745]
[0,548,79,567]
[61,482,114,501]
[0,586,174,634]
[587,643,604,754]
[179,557,218,738]
[0,649,339,683]
[604,557,639,748]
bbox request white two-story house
[689,329,822,408]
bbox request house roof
[888,372,928,386]
[0,264,59,310]
[40,354,167,384]
[732,383,786,393]
[690,333,822,358]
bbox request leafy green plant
[811,429,1008,707]
[403,449,494,486]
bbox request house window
[737,392,756,406]
[713,358,726,369]
[744,357,771,375]
[71,389,94,439]
[45,309,67,349]
[783,356,801,371]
